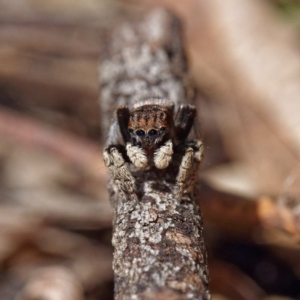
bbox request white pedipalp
[154,140,173,169]
[126,143,148,169]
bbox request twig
[99,8,210,300]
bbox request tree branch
[99,8,210,300]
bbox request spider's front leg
[176,140,204,200]
[174,104,203,200]
[103,145,138,202]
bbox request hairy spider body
[104,98,203,201]
[128,104,172,150]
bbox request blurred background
[1,0,300,299]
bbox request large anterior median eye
[148,129,158,136]
[128,128,134,134]
[136,129,145,136]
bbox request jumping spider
[103,98,203,201]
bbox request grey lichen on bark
[99,8,210,300]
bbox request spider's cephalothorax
[127,104,173,151]
[103,98,203,201]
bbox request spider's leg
[186,140,204,193]
[176,140,204,200]
[103,145,138,201]
[116,106,131,144]
[126,142,148,169]
[154,139,173,169]
[174,105,196,141]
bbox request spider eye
[128,128,134,134]
[160,127,166,132]
[148,129,158,136]
[136,130,145,136]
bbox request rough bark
[99,9,210,300]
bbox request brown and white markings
[103,97,203,201]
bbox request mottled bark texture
[99,9,210,300]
